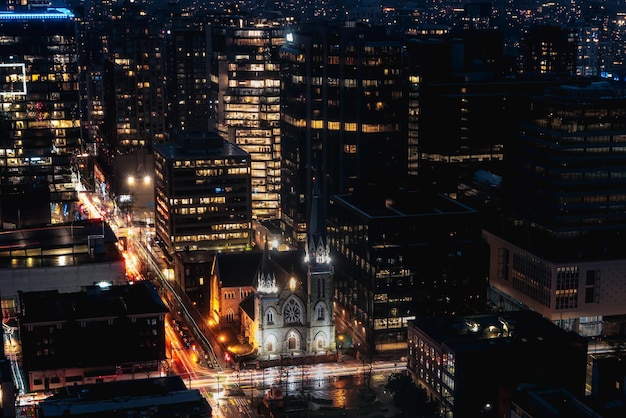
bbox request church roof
[240,294,256,320]
[213,249,307,291]
[213,252,263,287]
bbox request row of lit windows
[173,231,249,242]
[550,134,626,144]
[560,194,626,204]
[227,79,279,88]
[226,111,279,122]
[373,316,415,330]
[0,156,53,166]
[2,102,72,115]
[171,197,226,205]
[373,294,414,303]
[173,159,246,168]
[211,222,249,231]
[225,103,259,112]
[229,62,266,71]
[511,252,552,307]
[555,146,626,153]
[422,152,503,163]
[29,73,74,82]
[284,116,399,133]
[224,95,260,104]
[174,207,220,215]
[558,171,626,181]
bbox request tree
[385,373,440,417]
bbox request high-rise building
[153,131,252,258]
[280,22,408,248]
[520,24,577,78]
[0,7,82,227]
[88,0,167,201]
[328,183,488,353]
[164,22,213,134]
[210,23,284,221]
[405,32,513,193]
[487,81,626,337]
[108,6,166,152]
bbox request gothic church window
[287,331,298,350]
[317,305,324,320]
[317,335,325,349]
[284,299,301,324]
[267,311,274,324]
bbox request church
[208,192,336,359]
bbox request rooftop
[0,220,123,269]
[38,376,211,417]
[410,310,583,350]
[19,281,169,324]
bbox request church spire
[257,233,277,293]
[305,178,330,265]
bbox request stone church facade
[254,234,336,357]
[209,192,336,358]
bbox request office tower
[520,24,577,77]
[210,23,284,221]
[280,22,408,248]
[487,81,626,337]
[0,7,82,228]
[163,22,212,134]
[153,131,252,259]
[328,184,488,353]
[89,0,166,201]
[405,31,514,194]
[576,25,601,78]
[108,3,166,151]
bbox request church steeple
[256,233,277,294]
[305,179,330,265]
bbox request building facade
[279,21,408,248]
[153,131,252,258]
[19,281,169,392]
[328,184,488,354]
[407,311,588,418]
[488,81,626,336]
[210,22,284,221]
[210,190,336,358]
[0,7,82,227]
[0,220,125,318]
[164,22,212,133]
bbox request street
[76,190,407,417]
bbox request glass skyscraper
[0,7,81,227]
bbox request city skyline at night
[2,0,626,417]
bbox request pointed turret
[257,233,277,293]
[305,179,330,265]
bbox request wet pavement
[232,352,405,418]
